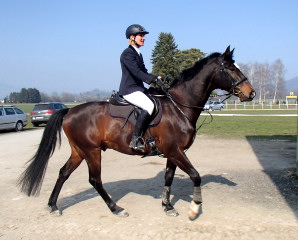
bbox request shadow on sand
[246,135,298,218]
[58,171,236,213]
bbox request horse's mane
[170,52,221,87]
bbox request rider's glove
[155,76,170,92]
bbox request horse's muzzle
[239,89,256,102]
[250,90,256,99]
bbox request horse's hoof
[188,201,201,221]
[116,209,129,218]
[50,209,62,217]
[165,208,179,217]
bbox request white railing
[223,101,298,110]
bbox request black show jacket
[119,45,157,96]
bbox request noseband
[218,57,248,101]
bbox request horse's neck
[168,70,215,125]
[170,71,214,108]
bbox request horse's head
[216,46,256,102]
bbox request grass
[12,103,298,141]
[197,110,297,141]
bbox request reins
[158,88,213,153]
[156,56,248,131]
[155,55,248,152]
[157,84,212,134]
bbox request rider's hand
[155,75,170,92]
[156,78,163,87]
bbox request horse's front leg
[168,149,203,220]
[162,159,179,216]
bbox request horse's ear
[224,45,231,55]
[230,48,235,57]
[221,45,231,61]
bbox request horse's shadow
[57,171,236,212]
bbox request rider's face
[133,34,145,47]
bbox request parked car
[204,101,224,111]
[30,102,68,127]
[0,105,28,131]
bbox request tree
[27,88,41,103]
[239,60,288,102]
[151,32,179,80]
[255,63,273,102]
[176,48,206,71]
[40,92,52,102]
[9,92,20,103]
[272,59,286,103]
[61,92,75,102]
[8,88,41,103]
[51,92,61,102]
[20,88,29,103]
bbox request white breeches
[123,91,154,115]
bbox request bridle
[161,56,249,114]
[217,57,248,102]
[156,56,249,151]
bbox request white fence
[224,101,298,110]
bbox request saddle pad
[108,99,162,128]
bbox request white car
[204,101,224,111]
[0,105,28,131]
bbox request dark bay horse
[18,46,255,220]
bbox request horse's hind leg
[86,148,129,217]
[48,149,83,215]
[162,159,179,216]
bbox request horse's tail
[17,108,70,196]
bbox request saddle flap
[108,96,162,128]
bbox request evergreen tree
[27,88,41,103]
[9,92,19,103]
[8,88,41,103]
[176,48,206,71]
[151,32,179,80]
[20,88,29,103]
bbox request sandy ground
[0,129,297,240]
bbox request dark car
[30,102,68,127]
[0,105,28,131]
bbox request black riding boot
[129,110,151,152]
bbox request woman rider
[119,24,161,152]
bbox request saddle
[108,93,162,129]
[108,93,163,156]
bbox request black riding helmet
[125,24,149,39]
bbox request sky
[0,0,297,98]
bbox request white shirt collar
[131,45,141,55]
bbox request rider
[119,24,161,152]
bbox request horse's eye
[230,66,236,72]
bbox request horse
[18,46,255,220]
